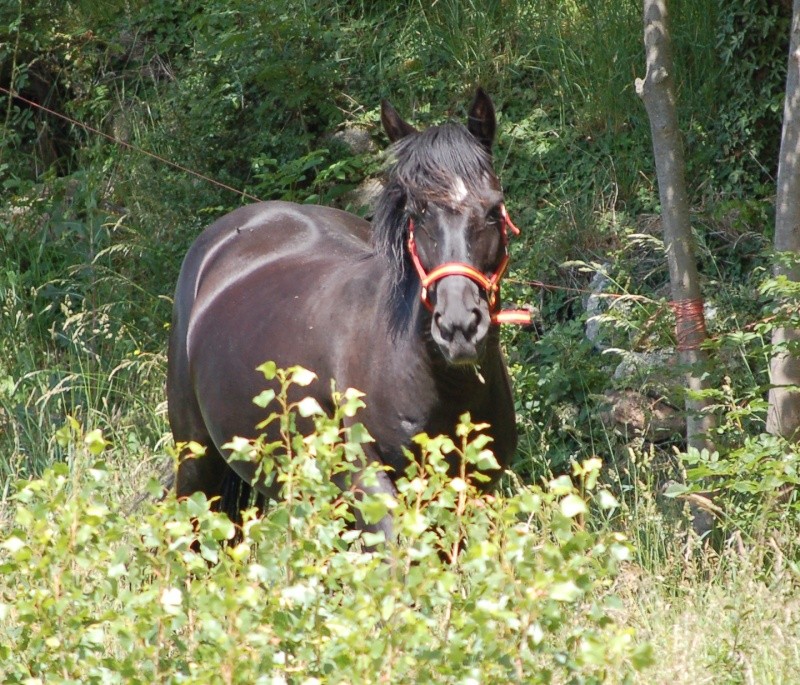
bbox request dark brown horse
[167,89,526,539]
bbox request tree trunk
[635,0,716,452]
[767,0,800,441]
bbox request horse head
[376,89,517,365]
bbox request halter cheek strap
[407,204,532,326]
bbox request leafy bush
[1,370,651,684]
[662,266,800,544]
[674,435,799,536]
[708,0,791,197]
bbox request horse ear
[467,87,496,153]
[381,100,418,142]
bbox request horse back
[167,201,372,443]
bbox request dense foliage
[2,0,800,681]
[1,375,649,683]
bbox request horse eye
[485,206,502,225]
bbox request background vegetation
[1,0,799,682]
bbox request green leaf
[610,542,631,562]
[297,397,323,417]
[473,449,500,471]
[550,581,581,602]
[549,475,574,496]
[342,387,366,417]
[560,494,587,518]
[290,367,317,387]
[361,531,386,548]
[632,643,655,670]
[357,496,390,525]
[257,361,277,380]
[84,428,109,456]
[662,482,689,498]
[380,595,395,621]
[347,422,373,444]
[253,389,276,408]
[596,489,620,510]
[55,416,81,448]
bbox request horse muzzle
[430,276,491,364]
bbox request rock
[611,349,682,406]
[343,177,384,216]
[598,389,684,441]
[330,126,375,155]
[612,348,677,383]
[583,264,643,351]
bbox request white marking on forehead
[452,177,468,203]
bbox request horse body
[168,90,519,537]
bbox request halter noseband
[407,204,532,326]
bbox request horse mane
[371,122,496,304]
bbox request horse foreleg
[349,467,397,549]
[177,442,257,546]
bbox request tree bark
[635,0,716,452]
[767,0,800,441]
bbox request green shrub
[1,369,651,684]
[663,266,800,545]
[709,0,790,197]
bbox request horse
[166,88,528,540]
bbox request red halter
[407,204,532,326]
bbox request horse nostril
[434,311,453,341]
[464,308,482,339]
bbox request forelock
[387,123,495,206]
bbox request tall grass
[0,172,170,494]
[621,547,800,684]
